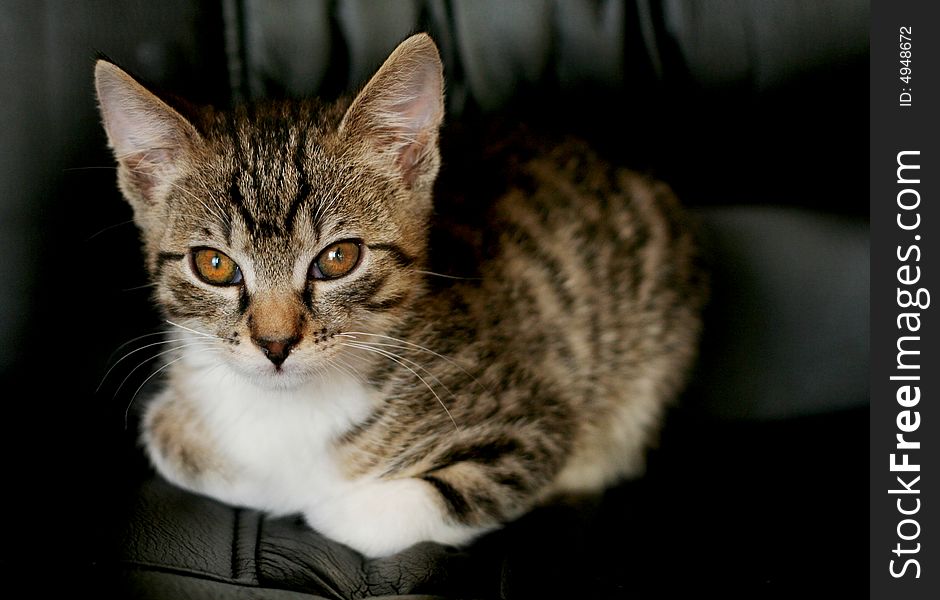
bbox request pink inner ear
[339,35,444,186]
[396,135,428,187]
[123,148,175,173]
[395,70,442,134]
[385,80,443,186]
[122,148,177,198]
[95,61,200,198]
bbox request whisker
[124,348,223,429]
[122,282,157,292]
[111,340,220,400]
[85,219,137,241]
[165,320,222,339]
[98,336,202,393]
[107,329,172,361]
[163,178,229,226]
[415,270,482,281]
[338,332,486,391]
[63,165,118,171]
[340,351,395,391]
[342,341,457,402]
[341,342,459,432]
[331,355,367,384]
[84,214,166,241]
[338,331,458,365]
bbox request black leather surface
[110,476,502,598]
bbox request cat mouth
[250,361,309,389]
[263,358,297,376]
[234,341,350,386]
[249,352,330,386]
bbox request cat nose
[252,335,299,367]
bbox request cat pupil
[211,255,221,269]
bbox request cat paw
[142,391,230,495]
[304,478,481,558]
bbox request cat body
[96,34,705,557]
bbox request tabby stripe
[581,219,605,367]
[285,128,310,235]
[301,283,315,314]
[437,439,522,468]
[229,175,257,233]
[285,181,311,236]
[607,198,648,304]
[499,224,579,369]
[632,208,656,305]
[254,217,284,239]
[364,294,408,312]
[368,243,415,267]
[499,222,575,310]
[494,472,529,493]
[155,252,185,276]
[338,272,389,306]
[237,287,250,317]
[422,475,472,520]
[591,199,626,370]
[165,298,207,320]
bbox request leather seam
[254,512,264,585]
[231,507,240,580]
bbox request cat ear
[94,60,201,206]
[339,34,444,189]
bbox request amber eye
[310,240,362,280]
[190,248,243,286]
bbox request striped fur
[96,34,706,557]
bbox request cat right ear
[339,34,445,190]
[94,60,201,207]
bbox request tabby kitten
[95,34,705,558]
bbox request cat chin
[216,358,343,392]
[226,366,316,391]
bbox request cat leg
[303,476,488,558]
[306,460,542,557]
[142,389,239,501]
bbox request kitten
[95,34,705,558]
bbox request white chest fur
[147,356,479,558]
[179,366,378,516]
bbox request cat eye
[310,240,362,280]
[191,247,243,286]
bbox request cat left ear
[94,60,202,207]
[339,34,445,189]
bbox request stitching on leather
[254,512,264,584]
[231,507,240,580]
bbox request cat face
[96,35,444,388]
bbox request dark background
[0,1,868,595]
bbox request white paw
[304,478,482,557]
